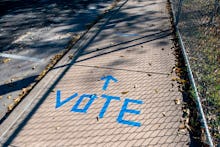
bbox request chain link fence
[171,0,220,145]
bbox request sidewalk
[0,0,190,146]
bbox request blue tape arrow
[101,75,118,91]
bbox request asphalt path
[0,0,114,120]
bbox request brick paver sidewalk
[0,0,190,146]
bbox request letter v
[56,90,78,109]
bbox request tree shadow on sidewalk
[0,0,114,122]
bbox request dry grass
[177,0,220,144]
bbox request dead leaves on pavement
[8,104,14,111]
[174,98,181,105]
[171,77,188,85]
[121,91,129,95]
[1,58,11,63]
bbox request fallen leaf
[22,88,27,94]
[200,129,206,143]
[179,123,186,129]
[174,98,181,105]
[178,79,187,84]
[121,91,129,95]
[171,77,179,81]
[183,108,190,116]
[68,54,74,60]
[36,70,47,81]
[13,97,21,104]
[172,67,176,72]
[18,93,24,97]
[172,77,187,84]
[8,104,14,111]
[7,95,11,99]
[175,67,181,73]
[185,117,189,124]
[2,58,11,63]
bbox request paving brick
[0,0,190,146]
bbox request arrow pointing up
[101,75,118,91]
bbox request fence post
[175,0,183,26]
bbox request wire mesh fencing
[171,0,220,145]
